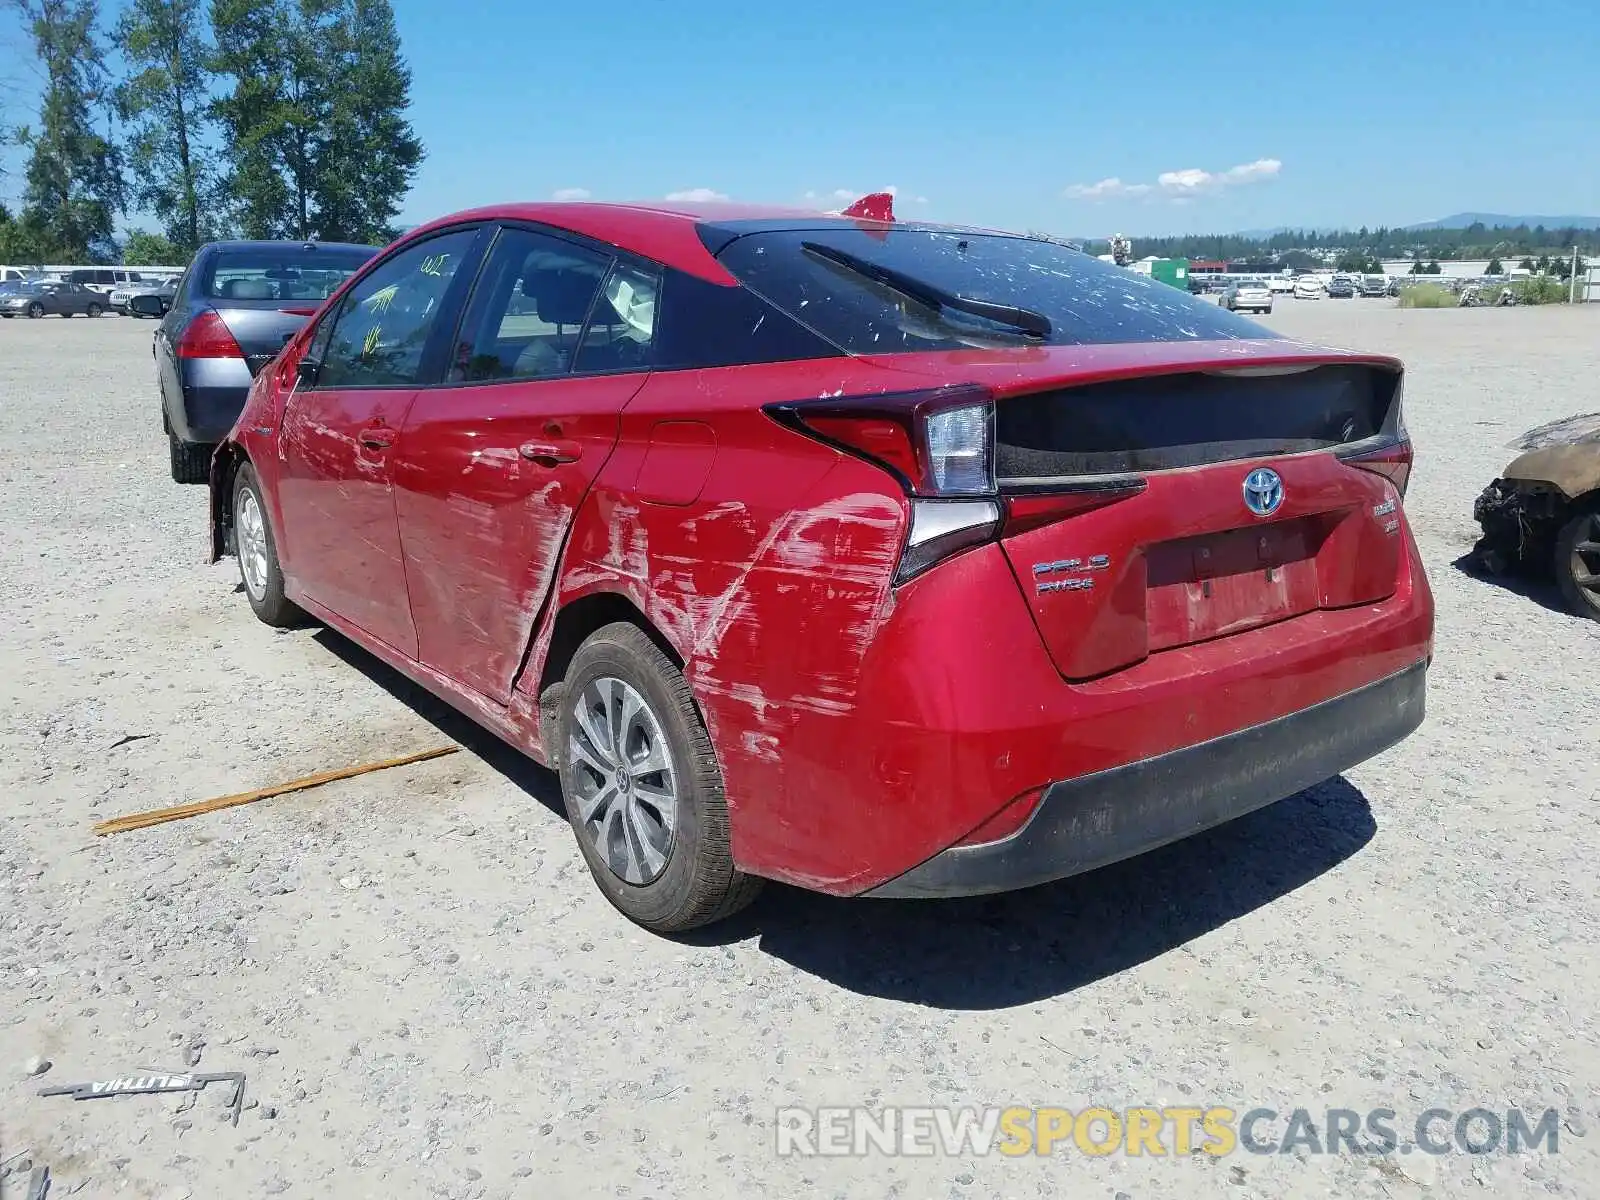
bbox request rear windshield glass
[711,227,1275,352]
[200,248,374,302]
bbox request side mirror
[296,357,322,387]
[128,293,164,317]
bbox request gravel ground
[2,303,1598,1200]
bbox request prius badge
[1242,467,1284,517]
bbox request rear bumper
[866,658,1426,899]
[176,358,253,444]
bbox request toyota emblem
[1243,467,1284,517]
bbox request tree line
[1084,221,1599,267]
[0,0,422,265]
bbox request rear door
[394,224,654,702]
[277,227,484,655]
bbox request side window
[448,227,611,383]
[316,229,477,388]
[652,268,841,369]
[573,260,660,374]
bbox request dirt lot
[2,303,1598,1199]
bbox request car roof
[198,239,381,254]
[400,201,1010,284]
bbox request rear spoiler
[832,192,896,222]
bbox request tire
[1555,508,1600,622]
[26,302,43,318]
[169,431,213,484]
[86,302,102,318]
[557,622,762,932]
[232,461,300,627]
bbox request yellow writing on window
[362,324,382,359]
[420,253,450,277]
[366,283,399,314]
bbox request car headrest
[521,268,598,326]
[231,278,274,300]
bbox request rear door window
[315,230,478,388]
[447,227,613,383]
[711,226,1275,352]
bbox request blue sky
[3,0,1598,238]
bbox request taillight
[765,385,1002,582]
[769,384,995,496]
[178,310,244,360]
[1001,478,1149,537]
[1340,437,1413,497]
[1337,377,1411,497]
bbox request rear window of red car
[706,225,1276,354]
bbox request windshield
[708,225,1275,352]
[200,247,375,302]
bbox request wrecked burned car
[1473,412,1600,620]
[206,196,1433,933]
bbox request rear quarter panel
[523,359,918,886]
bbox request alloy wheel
[237,489,270,601]
[568,676,679,885]
[1570,514,1600,603]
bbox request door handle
[359,427,393,450]
[519,440,581,465]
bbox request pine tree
[115,0,222,254]
[10,0,124,261]
[312,0,422,243]
[209,0,291,237]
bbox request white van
[0,266,45,285]
[61,266,151,295]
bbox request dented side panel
[394,372,647,703]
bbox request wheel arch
[208,440,250,563]
[533,590,687,758]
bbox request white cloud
[1158,158,1281,194]
[664,187,729,202]
[1064,177,1153,200]
[550,187,591,201]
[1065,158,1281,202]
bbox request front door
[276,228,481,656]
[394,226,660,701]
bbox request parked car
[1293,275,1324,299]
[1327,275,1356,299]
[1472,412,1600,620]
[1222,279,1273,315]
[1360,275,1390,297]
[1387,277,1402,297]
[0,279,108,318]
[203,200,1434,933]
[145,239,378,483]
[113,277,178,316]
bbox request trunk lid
[210,302,322,376]
[886,343,1407,680]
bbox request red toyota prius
[208,198,1433,932]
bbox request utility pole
[1572,245,1581,305]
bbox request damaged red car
[208,197,1434,932]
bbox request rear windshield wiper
[801,241,1053,339]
